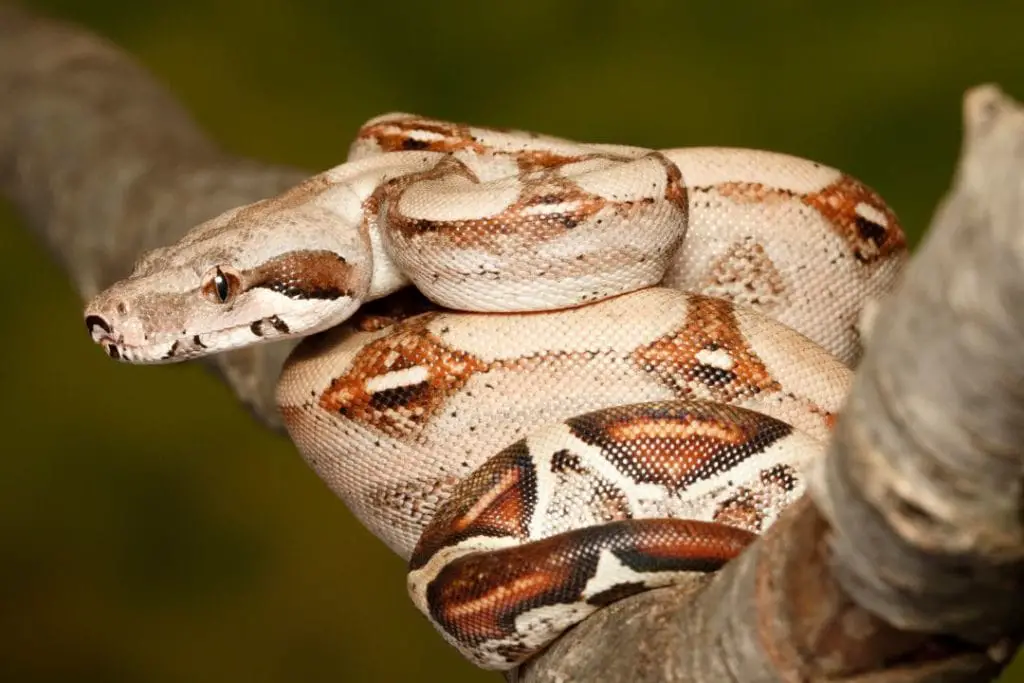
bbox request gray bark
[2,4,1020,681]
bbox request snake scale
[83,112,907,671]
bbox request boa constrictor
[83,113,907,671]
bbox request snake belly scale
[83,112,907,670]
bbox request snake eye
[201,266,240,304]
[213,269,230,302]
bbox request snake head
[83,189,374,364]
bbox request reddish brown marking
[244,249,355,300]
[384,162,613,251]
[429,555,569,645]
[700,176,908,264]
[359,116,593,171]
[565,401,790,492]
[412,442,536,568]
[419,518,755,656]
[357,118,484,155]
[384,151,688,255]
[318,315,489,438]
[604,413,747,444]
[514,149,592,172]
[713,489,766,531]
[452,468,523,534]
[631,294,783,402]
[654,153,690,217]
[713,181,796,204]
[618,519,755,565]
[802,175,907,265]
[354,314,412,332]
[357,154,480,253]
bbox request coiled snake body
[84,113,907,670]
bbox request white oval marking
[366,365,430,394]
[854,202,888,228]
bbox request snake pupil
[214,268,230,302]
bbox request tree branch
[815,84,1024,644]
[2,5,1020,681]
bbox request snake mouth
[87,317,301,365]
[85,296,351,365]
[84,314,209,363]
[90,334,192,364]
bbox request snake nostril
[85,314,111,335]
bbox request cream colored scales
[84,113,907,670]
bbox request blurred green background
[2,1,1022,681]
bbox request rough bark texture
[2,4,1020,682]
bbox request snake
[82,112,907,671]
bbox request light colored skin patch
[713,463,803,532]
[729,304,851,439]
[694,346,736,372]
[364,364,431,394]
[365,475,464,549]
[663,147,842,192]
[526,425,668,526]
[855,201,889,228]
[698,239,789,315]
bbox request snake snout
[84,292,132,341]
[85,314,111,339]
[84,314,125,360]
